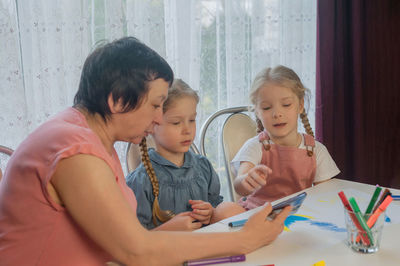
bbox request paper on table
[219,188,400,228]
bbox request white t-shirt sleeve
[230,136,262,176]
[314,141,341,182]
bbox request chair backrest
[222,113,257,201]
[125,137,200,174]
[0,145,14,181]
[199,106,257,201]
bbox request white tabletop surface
[197,178,400,266]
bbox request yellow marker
[313,260,325,266]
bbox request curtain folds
[1,0,316,200]
[317,0,400,188]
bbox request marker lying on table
[228,218,247,227]
[356,195,393,242]
[183,254,245,266]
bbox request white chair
[125,137,200,173]
[199,106,257,201]
[0,145,14,181]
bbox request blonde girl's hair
[139,79,199,226]
[249,65,314,137]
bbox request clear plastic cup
[343,208,385,253]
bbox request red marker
[338,191,370,245]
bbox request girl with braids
[232,65,340,210]
[126,79,244,230]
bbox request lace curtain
[0,0,316,200]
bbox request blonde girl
[232,65,340,210]
[127,79,244,230]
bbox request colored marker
[356,195,393,242]
[338,191,370,245]
[364,186,382,216]
[392,195,400,200]
[228,218,247,227]
[349,197,374,246]
[367,195,393,227]
[372,188,391,213]
[183,254,245,266]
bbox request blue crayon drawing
[284,215,346,232]
[308,221,347,232]
[284,215,309,228]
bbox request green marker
[349,197,374,246]
[365,186,382,217]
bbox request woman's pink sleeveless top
[0,108,137,265]
[238,131,316,209]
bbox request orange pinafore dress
[238,131,316,209]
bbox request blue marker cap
[228,218,247,227]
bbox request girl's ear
[298,98,305,114]
[107,94,125,114]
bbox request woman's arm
[233,162,272,196]
[51,154,289,266]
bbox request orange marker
[367,195,392,227]
[356,195,393,242]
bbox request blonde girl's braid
[300,110,314,138]
[138,78,198,226]
[255,117,264,133]
[139,138,175,226]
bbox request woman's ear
[107,94,125,114]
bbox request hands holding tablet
[229,192,307,227]
[268,192,307,218]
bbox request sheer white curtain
[0,0,316,200]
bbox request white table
[197,179,400,266]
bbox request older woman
[0,37,290,265]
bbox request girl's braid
[300,111,314,138]
[255,117,264,133]
[139,138,175,225]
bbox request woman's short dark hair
[74,36,174,121]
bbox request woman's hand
[241,203,291,252]
[235,163,272,196]
[155,212,202,231]
[189,200,214,225]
